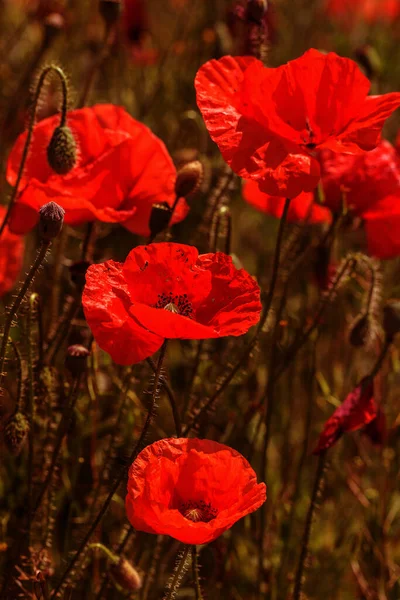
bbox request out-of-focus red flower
[363,406,387,446]
[121,0,159,65]
[244,141,400,259]
[6,104,187,237]
[126,437,266,544]
[321,141,400,259]
[313,378,378,454]
[243,180,332,223]
[195,50,400,197]
[326,0,400,27]
[10,0,65,18]
[0,207,24,297]
[82,242,262,365]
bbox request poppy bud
[175,160,204,198]
[38,202,65,241]
[149,202,173,238]
[383,300,400,340]
[3,412,29,456]
[246,0,268,24]
[65,345,90,377]
[349,314,371,347]
[99,0,122,27]
[69,261,91,290]
[110,557,142,592]
[47,126,77,175]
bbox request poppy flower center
[154,292,193,318]
[180,500,218,523]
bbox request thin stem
[163,545,192,600]
[0,66,69,237]
[192,546,204,600]
[293,453,327,600]
[10,342,23,411]
[146,356,182,436]
[26,295,37,556]
[51,342,168,598]
[183,198,291,436]
[33,375,82,516]
[0,241,50,386]
[77,24,114,108]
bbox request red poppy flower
[195,50,400,197]
[122,0,159,65]
[243,180,332,224]
[0,207,24,297]
[82,242,262,365]
[321,141,400,258]
[125,437,266,544]
[6,104,188,236]
[326,0,400,26]
[313,378,378,454]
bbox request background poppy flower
[6,104,188,236]
[0,206,24,298]
[313,378,378,454]
[125,437,267,544]
[195,50,400,197]
[83,242,261,365]
[243,180,332,224]
[244,140,400,259]
[326,0,400,27]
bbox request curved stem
[51,342,168,598]
[0,66,69,237]
[0,241,50,386]
[163,545,192,600]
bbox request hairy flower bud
[65,345,90,377]
[349,314,371,347]
[175,160,204,198]
[47,125,77,175]
[149,202,173,238]
[38,202,65,241]
[4,412,29,456]
[99,0,122,27]
[110,558,142,592]
[383,300,400,340]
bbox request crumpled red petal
[82,261,163,365]
[126,438,267,544]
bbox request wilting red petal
[243,180,332,224]
[195,55,320,197]
[7,105,185,236]
[313,377,378,454]
[82,243,261,364]
[0,206,24,297]
[82,261,163,365]
[126,438,266,544]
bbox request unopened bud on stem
[38,202,65,241]
[47,125,77,174]
[4,412,29,456]
[65,345,90,377]
[175,160,203,198]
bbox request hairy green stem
[163,545,192,600]
[0,241,50,386]
[51,342,168,598]
[0,65,69,237]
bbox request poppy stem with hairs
[182,198,291,436]
[192,546,204,600]
[50,341,168,599]
[146,356,182,436]
[293,452,327,600]
[0,65,69,239]
[0,240,51,387]
[163,545,193,600]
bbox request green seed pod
[47,125,77,175]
